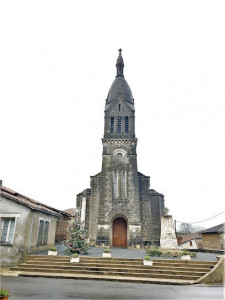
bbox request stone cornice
[102,138,137,145]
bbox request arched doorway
[112,217,127,246]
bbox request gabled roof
[63,208,76,217]
[178,232,202,245]
[201,223,225,234]
[1,185,71,218]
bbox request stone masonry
[76,50,165,247]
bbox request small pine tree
[64,210,90,255]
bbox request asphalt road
[1,276,224,300]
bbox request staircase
[11,255,217,285]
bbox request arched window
[125,116,129,133]
[111,117,114,133]
[113,171,118,197]
[121,171,126,197]
[117,117,122,133]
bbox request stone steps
[13,255,216,285]
[24,261,211,272]
[13,263,207,277]
[12,266,201,280]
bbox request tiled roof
[178,232,202,245]
[201,223,225,234]
[63,208,76,216]
[1,185,71,218]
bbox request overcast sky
[0,0,224,229]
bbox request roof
[149,189,164,197]
[63,208,76,216]
[178,232,202,245]
[107,76,134,105]
[201,223,225,234]
[106,50,134,105]
[1,185,71,218]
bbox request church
[76,50,165,247]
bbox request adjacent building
[0,181,71,266]
[76,50,165,247]
[178,232,203,250]
[201,223,225,251]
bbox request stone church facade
[76,50,165,247]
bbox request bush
[0,288,9,297]
[50,247,57,251]
[72,253,78,258]
[145,256,150,260]
[146,249,162,257]
[103,248,111,253]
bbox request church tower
[76,50,165,247]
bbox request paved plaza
[33,242,218,261]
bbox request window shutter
[43,221,49,244]
[37,220,44,245]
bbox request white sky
[0,0,225,229]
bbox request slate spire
[116,48,124,77]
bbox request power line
[175,210,225,225]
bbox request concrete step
[19,271,195,285]
[12,266,201,280]
[26,256,217,267]
[13,263,207,276]
[18,255,216,285]
[24,261,211,272]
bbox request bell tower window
[117,117,122,133]
[111,117,114,133]
[125,116,129,133]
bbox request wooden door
[113,217,127,246]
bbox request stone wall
[202,233,225,250]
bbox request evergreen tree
[64,210,90,255]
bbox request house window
[113,171,118,197]
[190,241,193,246]
[37,220,49,245]
[110,117,114,133]
[117,117,122,133]
[1,218,15,244]
[118,104,121,111]
[125,116,129,133]
[121,171,127,197]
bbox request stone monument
[160,208,178,249]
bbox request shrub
[145,256,150,260]
[0,288,9,297]
[146,249,162,257]
[182,250,189,255]
[50,247,57,251]
[103,248,111,253]
[72,253,78,258]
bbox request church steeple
[104,50,135,139]
[116,48,124,77]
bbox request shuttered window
[37,220,49,245]
[111,117,114,133]
[117,117,122,133]
[125,116,129,133]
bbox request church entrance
[112,217,127,246]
